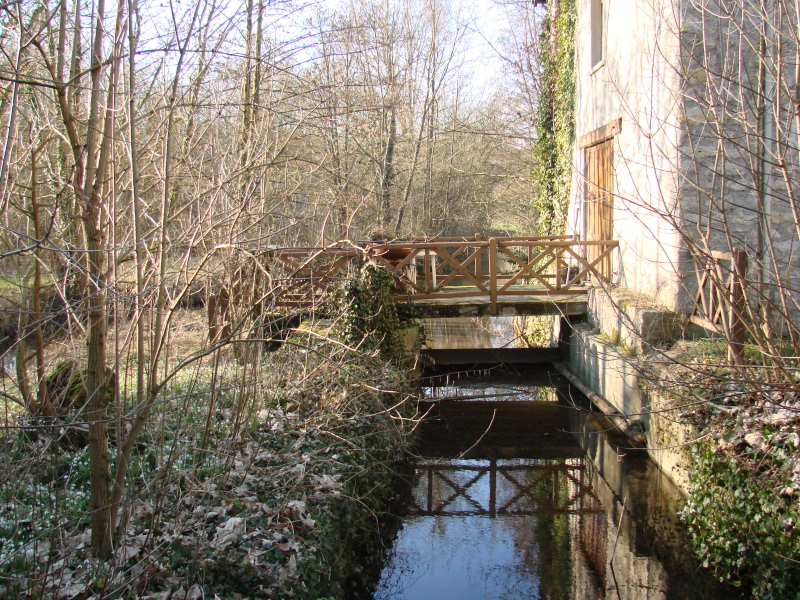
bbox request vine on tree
[344,264,405,358]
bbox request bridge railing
[264,236,618,310]
[264,247,361,307]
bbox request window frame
[590,0,605,70]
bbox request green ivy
[344,264,403,358]
[533,0,576,235]
[682,439,800,598]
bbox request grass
[0,276,18,295]
[672,338,798,369]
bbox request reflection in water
[374,375,736,600]
[422,317,526,349]
[375,456,604,600]
[423,381,558,402]
[407,459,598,518]
[375,516,543,600]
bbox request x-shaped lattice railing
[408,461,604,517]
[263,235,618,313]
[689,249,748,364]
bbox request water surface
[374,370,738,600]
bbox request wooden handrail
[264,237,619,313]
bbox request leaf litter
[0,342,419,599]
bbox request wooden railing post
[728,249,748,365]
[423,249,431,292]
[474,234,482,280]
[430,249,438,290]
[555,246,563,290]
[489,237,498,315]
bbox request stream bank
[567,289,800,596]
[0,335,419,600]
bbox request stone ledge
[588,287,684,355]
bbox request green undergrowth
[165,355,415,599]
[683,433,800,599]
[344,264,419,360]
[520,315,558,348]
[633,336,800,598]
[0,334,417,599]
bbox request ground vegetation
[0,0,538,580]
[1,310,417,598]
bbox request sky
[131,0,523,105]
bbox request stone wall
[567,0,688,310]
[569,0,800,323]
[677,1,800,326]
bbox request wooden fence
[689,249,748,365]
[265,235,619,313]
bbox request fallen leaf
[55,583,86,600]
[186,585,203,600]
[212,517,246,549]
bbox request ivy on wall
[532,0,576,235]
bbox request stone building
[565,0,798,316]
[551,0,800,493]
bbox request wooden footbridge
[265,235,618,318]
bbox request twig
[609,496,628,600]
[409,403,435,434]
[318,429,361,449]
[777,553,800,565]
[458,409,497,458]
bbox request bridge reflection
[408,458,603,518]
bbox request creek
[370,317,736,600]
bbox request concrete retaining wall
[568,318,699,493]
[588,288,683,355]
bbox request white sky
[460,0,512,93]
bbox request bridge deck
[421,347,558,365]
[401,285,588,318]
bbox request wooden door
[584,138,614,281]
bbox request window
[590,0,605,68]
